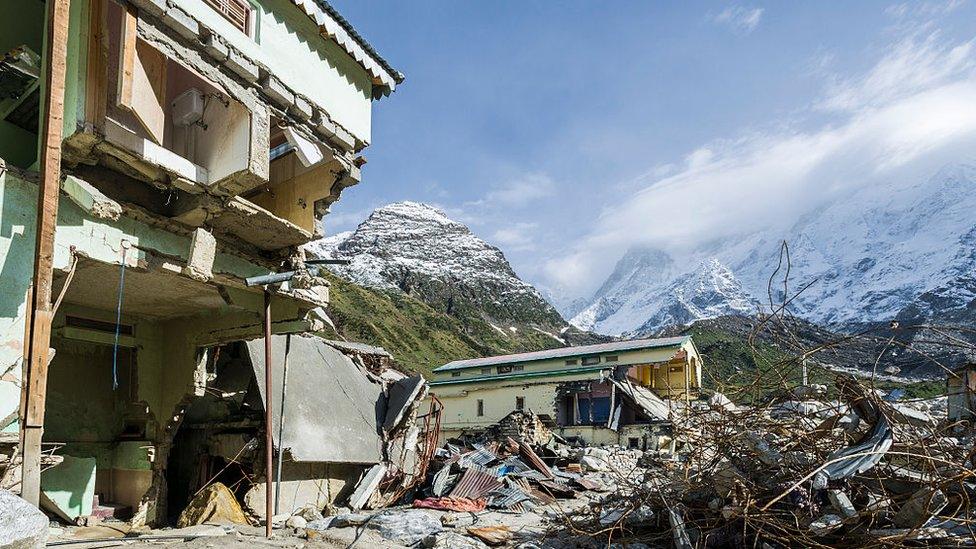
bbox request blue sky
[327,1,976,300]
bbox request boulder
[176,483,249,528]
[0,490,48,549]
[708,393,736,412]
[367,510,442,544]
[423,531,489,549]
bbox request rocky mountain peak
[307,201,567,329]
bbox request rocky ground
[46,497,595,548]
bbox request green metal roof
[433,336,690,373]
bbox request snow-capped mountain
[306,201,567,329]
[570,163,976,338]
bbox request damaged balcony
[61,0,360,253]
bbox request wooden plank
[22,0,72,506]
[129,40,167,144]
[115,6,166,144]
[115,4,135,109]
[84,0,108,129]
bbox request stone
[422,531,489,549]
[893,487,948,528]
[176,482,249,528]
[330,513,370,528]
[793,384,828,399]
[708,392,736,412]
[161,7,200,40]
[440,513,477,528]
[367,510,442,545]
[285,515,307,529]
[332,125,356,151]
[580,455,610,472]
[201,30,229,61]
[289,95,314,121]
[224,49,260,82]
[828,489,857,518]
[304,517,334,531]
[809,514,843,535]
[260,73,294,108]
[297,506,324,522]
[128,0,166,17]
[0,490,48,549]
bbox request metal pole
[263,290,273,538]
[21,0,72,506]
[274,333,290,515]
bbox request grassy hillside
[683,321,945,401]
[323,272,562,377]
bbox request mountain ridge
[565,163,976,349]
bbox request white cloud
[819,32,975,112]
[707,5,764,35]
[545,29,976,295]
[474,173,556,208]
[492,222,540,252]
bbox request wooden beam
[21,0,72,506]
[84,0,107,129]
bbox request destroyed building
[0,0,435,527]
[428,336,703,448]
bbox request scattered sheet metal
[383,375,426,432]
[449,467,504,500]
[496,456,532,476]
[537,479,576,498]
[458,444,498,469]
[486,486,532,509]
[431,465,456,497]
[516,439,554,480]
[610,378,670,421]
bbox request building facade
[0,0,416,526]
[429,336,704,448]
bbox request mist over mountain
[561,163,976,344]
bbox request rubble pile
[554,374,976,548]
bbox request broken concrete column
[61,175,122,221]
[183,228,216,281]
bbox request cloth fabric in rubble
[414,496,486,512]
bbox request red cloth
[413,496,486,512]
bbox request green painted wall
[0,0,45,168]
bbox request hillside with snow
[568,163,976,344]
[306,202,600,346]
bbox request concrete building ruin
[428,336,704,449]
[0,0,432,527]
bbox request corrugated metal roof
[433,336,690,373]
[449,468,503,500]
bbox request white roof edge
[289,0,402,93]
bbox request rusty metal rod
[263,290,273,538]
